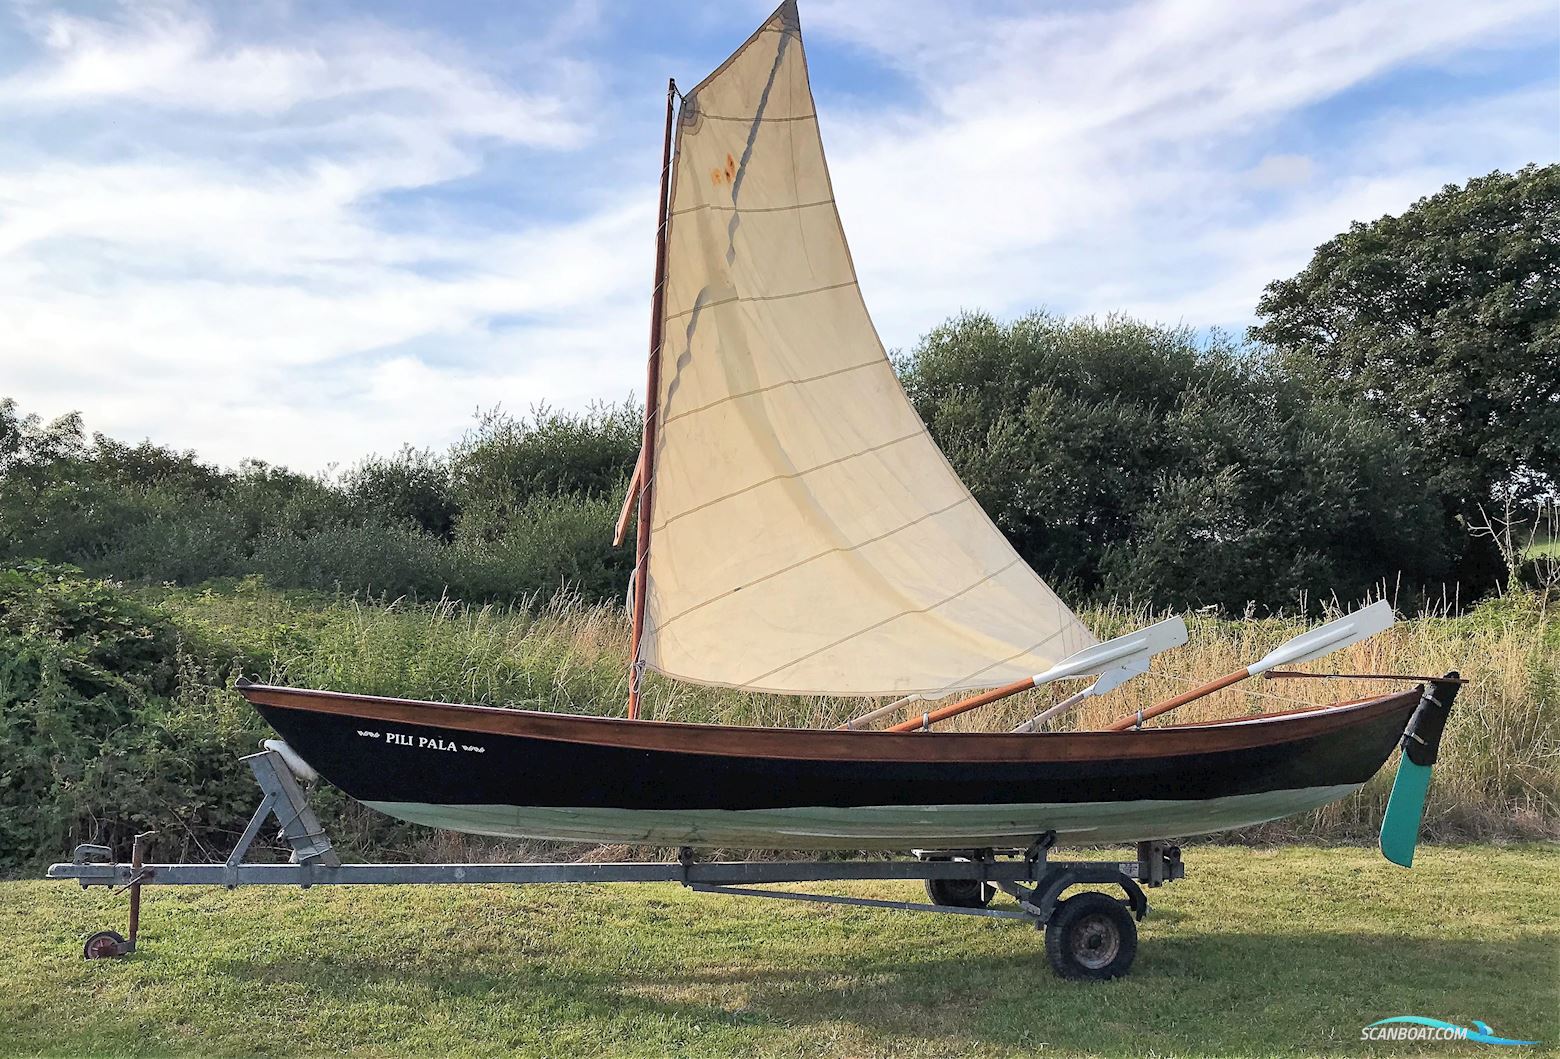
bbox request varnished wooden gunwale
[1168,697,1380,727]
[236,682,1423,765]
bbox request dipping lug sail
[630,1,1096,698]
[234,2,1441,859]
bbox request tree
[1251,165,1560,506]
[899,312,1449,612]
[342,446,457,539]
[0,397,84,476]
[449,403,639,541]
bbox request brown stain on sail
[710,153,739,189]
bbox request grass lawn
[3,845,1556,1058]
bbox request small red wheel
[83,930,127,960]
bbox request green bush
[251,521,450,599]
[450,404,638,542]
[341,446,456,540]
[0,564,434,869]
[447,491,630,604]
[0,397,638,608]
[0,562,261,867]
[91,503,250,585]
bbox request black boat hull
[242,684,1421,848]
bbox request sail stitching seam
[652,428,922,531]
[911,627,1074,704]
[659,357,886,427]
[697,112,817,123]
[654,495,975,632]
[740,557,1029,687]
[671,198,834,218]
[664,279,856,323]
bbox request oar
[1010,616,1189,733]
[1380,673,1461,868]
[838,693,931,731]
[881,616,1188,733]
[1104,599,1395,732]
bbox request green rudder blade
[1380,759,1433,867]
[1378,673,1460,869]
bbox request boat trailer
[49,749,1184,980]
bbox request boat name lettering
[356,730,484,753]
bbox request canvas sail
[636,1,1096,696]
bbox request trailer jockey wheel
[82,930,128,960]
[1044,892,1137,980]
[924,875,994,908]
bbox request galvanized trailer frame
[49,749,1183,979]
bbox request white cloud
[0,0,641,468]
[809,0,1558,343]
[0,0,1555,470]
[3,3,583,145]
[1250,154,1315,190]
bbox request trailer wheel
[83,930,127,960]
[1044,892,1136,980]
[924,876,994,908]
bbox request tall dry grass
[165,584,1557,842]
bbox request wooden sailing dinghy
[240,681,1424,848]
[238,2,1451,853]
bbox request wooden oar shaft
[885,677,1035,733]
[1263,670,1470,684]
[1105,667,1250,731]
[838,693,920,731]
[1011,686,1094,734]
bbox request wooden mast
[626,79,678,720]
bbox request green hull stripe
[365,784,1361,849]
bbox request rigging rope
[1146,669,1325,710]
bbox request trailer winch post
[124,830,154,953]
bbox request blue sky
[2,0,1556,471]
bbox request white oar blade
[1249,599,1395,675]
[1032,616,1188,686]
[1091,655,1152,696]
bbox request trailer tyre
[83,930,127,960]
[1044,892,1136,980]
[923,876,994,908]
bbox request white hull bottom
[364,783,1361,849]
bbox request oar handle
[1012,685,1095,733]
[838,694,920,730]
[1105,667,1251,731]
[885,677,1035,733]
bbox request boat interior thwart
[49,2,1462,981]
